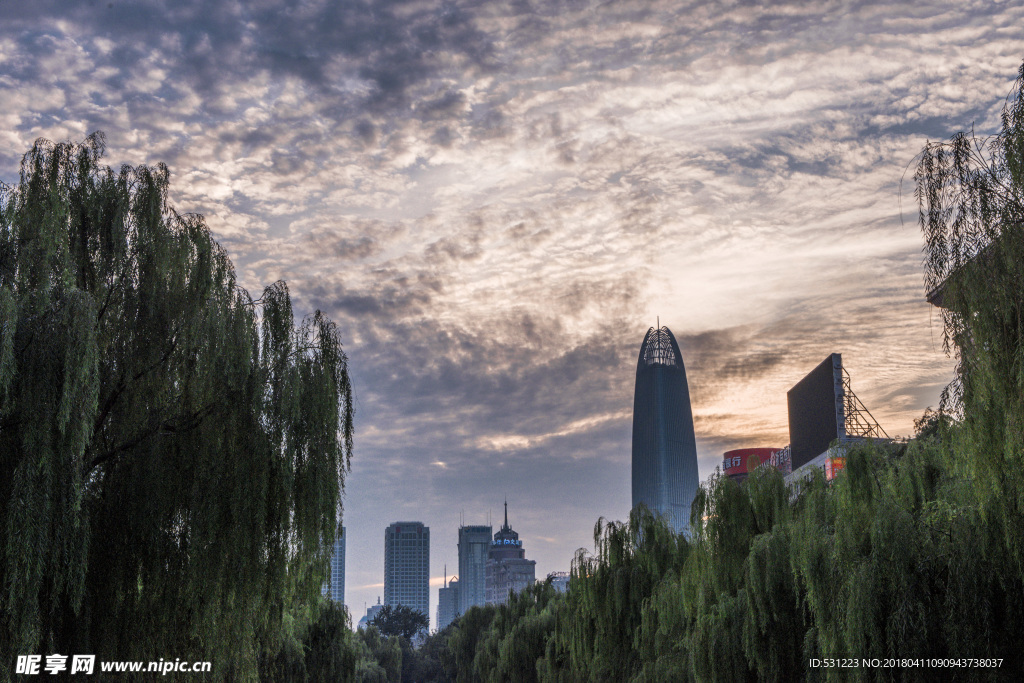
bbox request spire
[492,499,520,545]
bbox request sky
[3,0,1023,630]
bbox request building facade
[383,522,430,619]
[631,326,699,535]
[358,597,384,630]
[323,526,346,604]
[436,575,459,631]
[457,525,492,614]
[485,503,536,605]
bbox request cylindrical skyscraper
[631,326,699,535]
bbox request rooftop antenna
[504,498,508,529]
[657,315,660,329]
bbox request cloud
[4,0,1018,626]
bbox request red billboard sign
[722,448,780,479]
[825,456,846,481]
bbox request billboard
[766,445,792,475]
[824,456,846,481]
[787,353,844,470]
[722,447,781,481]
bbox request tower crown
[637,326,683,370]
[493,501,520,545]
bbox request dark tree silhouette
[369,604,430,640]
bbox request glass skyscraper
[631,326,699,535]
[384,522,430,619]
[437,574,459,631]
[323,526,345,605]
[457,525,492,614]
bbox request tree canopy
[915,58,1024,580]
[0,134,353,680]
[369,604,430,641]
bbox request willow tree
[552,506,687,681]
[462,579,562,682]
[0,134,353,679]
[915,61,1024,575]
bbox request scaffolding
[840,367,889,439]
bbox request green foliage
[448,428,1023,681]
[912,407,951,441]
[259,600,357,683]
[492,583,560,682]
[410,579,564,683]
[369,604,430,640]
[446,604,497,682]
[304,602,358,683]
[557,506,689,680]
[399,625,455,682]
[353,626,402,683]
[0,135,354,680]
[916,59,1024,576]
[466,580,562,683]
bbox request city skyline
[4,0,1024,632]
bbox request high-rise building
[631,325,699,535]
[457,524,492,614]
[358,597,384,630]
[486,502,536,604]
[384,522,430,620]
[323,526,346,604]
[437,572,459,631]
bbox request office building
[358,597,384,630]
[384,522,430,619]
[457,524,492,614]
[631,325,699,535]
[323,526,345,604]
[486,502,536,604]
[437,573,459,631]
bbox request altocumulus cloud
[2,0,1022,625]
